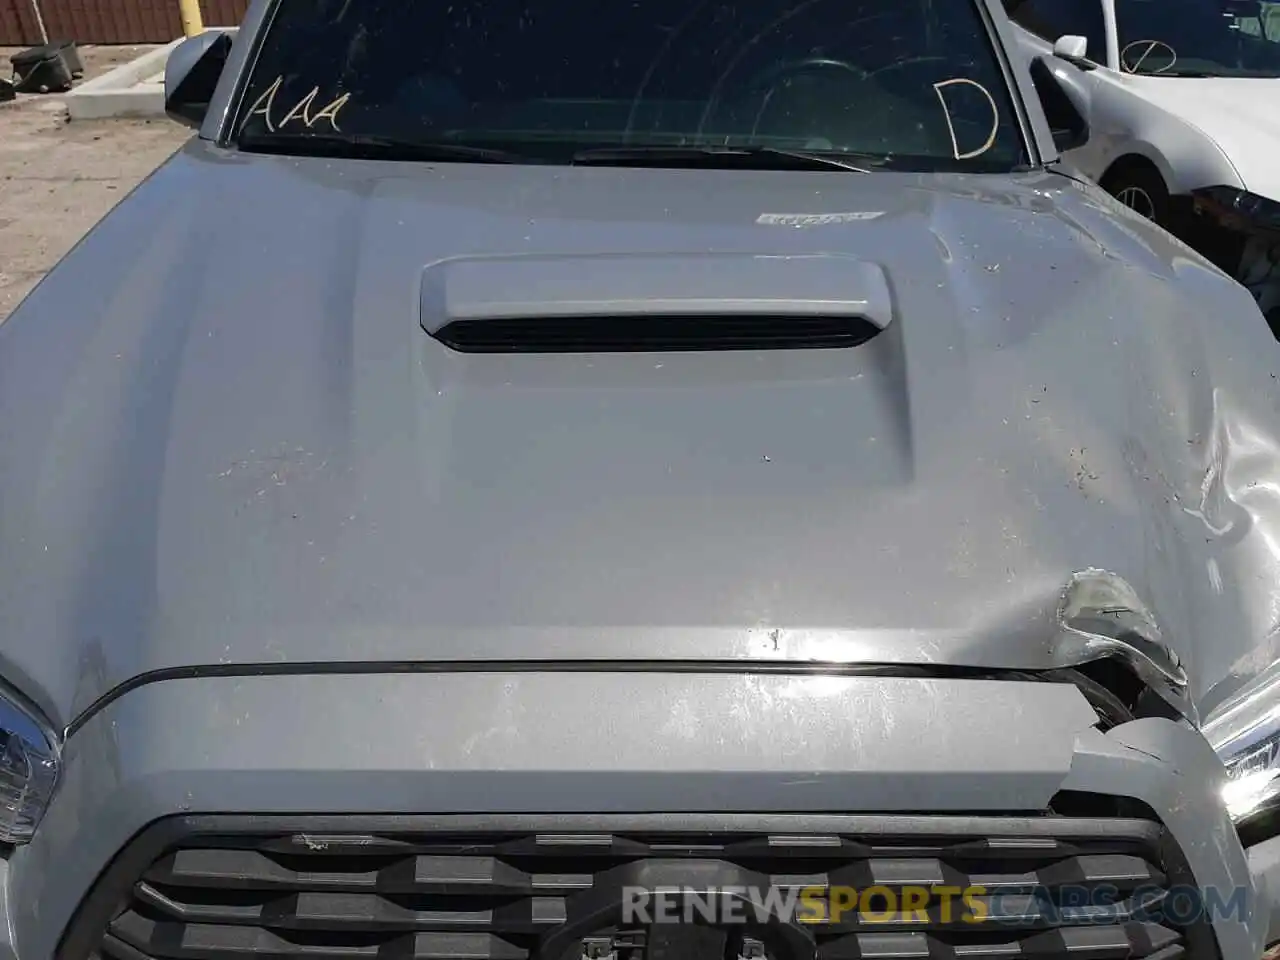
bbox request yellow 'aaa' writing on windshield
[244,76,351,133]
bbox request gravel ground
[0,45,192,323]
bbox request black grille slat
[134,887,568,935]
[145,851,588,896]
[112,913,529,960]
[146,849,383,892]
[810,891,1168,933]
[820,924,1184,960]
[430,314,881,353]
[86,817,1192,960]
[967,854,1165,892]
[99,934,157,960]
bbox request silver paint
[3,0,1280,955]
[2,150,1276,731]
[8,673,1262,960]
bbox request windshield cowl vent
[432,313,881,353]
[421,252,894,354]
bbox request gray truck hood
[3,140,1280,730]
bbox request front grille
[63,813,1211,960]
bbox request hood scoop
[421,252,893,353]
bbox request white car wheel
[1101,163,1170,227]
[1115,185,1157,220]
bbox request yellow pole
[178,0,204,37]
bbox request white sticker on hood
[756,211,885,226]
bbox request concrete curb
[65,27,242,121]
[64,39,182,120]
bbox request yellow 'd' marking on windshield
[1120,40,1177,73]
[244,75,352,133]
[931,78,999,160]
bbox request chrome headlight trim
[0,680,60,844]
[1205,662,1280,826]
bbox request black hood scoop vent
[421,253,893,354]
[434,313,879,353]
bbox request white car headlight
[0,684,59,844]
[1204,667,1280,825]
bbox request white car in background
[1006,0,1280,327]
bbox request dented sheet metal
[1051,568,1193,721]
[2,146,1280,730]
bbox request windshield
[234,0,1029,171]
[1116,0,1280,76]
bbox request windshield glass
[1116,0,1280,75]
[234,0,1029,170]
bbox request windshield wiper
[571,145,875,173]
[238,132,522,163]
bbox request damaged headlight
[0,683,59,844]
[1204,666,1280,826]
[1192,186,1280,232]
